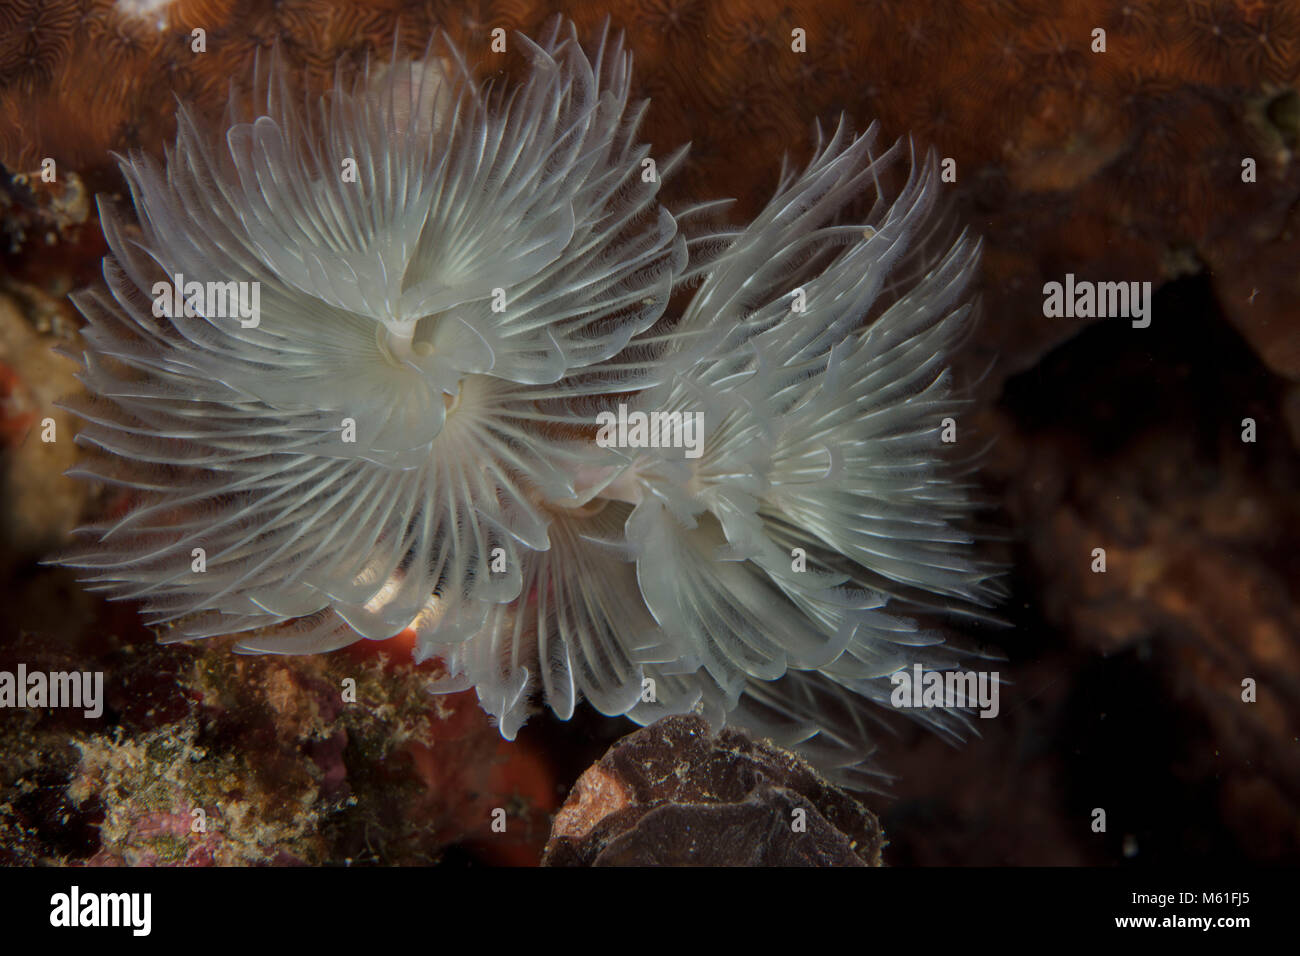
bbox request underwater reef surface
[4,0,1300,388]
[0,0,1298,865]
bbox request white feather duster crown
[61,18,1002,785]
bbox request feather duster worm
[61,19,1001,786]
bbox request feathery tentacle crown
[63,18,1001,785]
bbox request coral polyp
[61,18,1000,785]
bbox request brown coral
[1,0,1297,384]
[0,0,79,95]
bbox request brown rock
[543,715,885,866]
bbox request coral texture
[0,617,558,866]
[5,0,1300,385]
